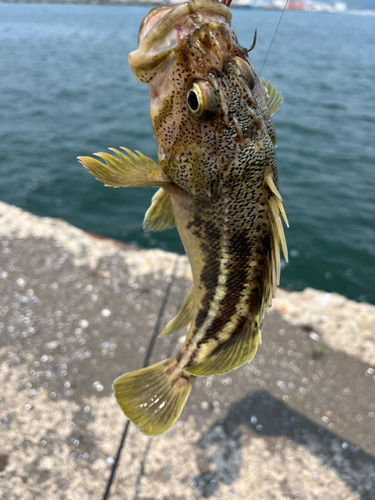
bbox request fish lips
[129,0,232,84]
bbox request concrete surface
[0,201,374,500]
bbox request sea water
[0,4,374,303]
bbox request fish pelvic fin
[144,188,176,232]
[113,358,195,436]
[160,286,195,337]
[78,147,172,188]
[185,319,260,377]
[262,78,283,117]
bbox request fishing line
[260,0,289,75]
[131,438,153,500]
[102,257,179,500]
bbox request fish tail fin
[113,358,195,436]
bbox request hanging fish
[78,0,288,436]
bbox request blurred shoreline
[0,0,373,15]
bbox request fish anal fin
[262,78,283,117]
[144,188,176,232]
[160,287,195,337]
[185,320,260,377]
[78,148,172,188]
[113,358,195,436]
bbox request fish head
[129,0,277,198]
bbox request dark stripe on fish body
[195,229,253,347]
[192,225,271,358]
[183,187,272,367]
[186,215,221,330]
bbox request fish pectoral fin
[113,358,195,436]
[144,188,176,232]
[78,147,172,188]
[262,78,283,117]
[160,286,195,337]
[185,320,260,377]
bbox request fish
[78,0,288,436]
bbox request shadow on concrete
[193,390,375,499]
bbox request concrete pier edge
[0,201,374,500]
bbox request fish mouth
[129,0,232,83]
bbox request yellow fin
[265,174,289,227]
[144,188,175,232]
[160,287,194,337]
[262,220,280,309]
[262,79,283,117]
[113,358,195,436]
[185,320,260,377]
[269,196,288,263]
[78,147,172,188]
[265,174,289,263]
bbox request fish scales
[78,0,288,436]
[172,161,274,370]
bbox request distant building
[286,0,304,9]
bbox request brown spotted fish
[78,0,288,436]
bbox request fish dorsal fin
[265,173,289,261]
[185,319,260,377]
[78,147,172,188]
[144,188,176,232]
[264,173,289,306]
[262,79,283,117]
[160,286,194,337]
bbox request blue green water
[0,4,374,303]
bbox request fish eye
[186,80,218,121]
[187,90,199,111]
[234,56,255,90]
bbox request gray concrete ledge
[0,201,374,500]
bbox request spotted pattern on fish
[81,0,288,436]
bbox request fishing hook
[247,28,257,52]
